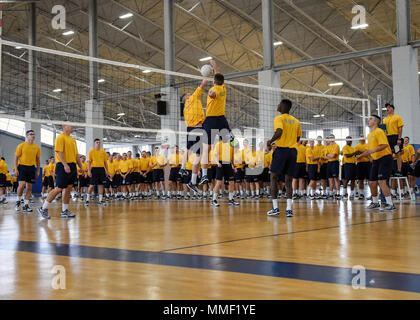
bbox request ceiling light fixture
[119,13,133,19]
[199,56,212,62]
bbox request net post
[85,100,104,152]
[258,70,280,141]
[362,100,366,138]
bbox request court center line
[159,213,420,252]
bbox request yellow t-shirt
[214,141,233,163]
[273,114,302,148]
[0,160,8,175]
[184,87,205,127]
[383,114,404,136]
[139,158,150,171]
[6,173,12,182]
[119,159,133,173]
[402,144,415,163]
[367,127,392,160]
[314,145,325,164]
[169,153,182,168]
[12,176,17,183]
[206,84,227,117]
[233,150,244,168]
[186,153,195,171]
[107,160,116,175]
[255,150,265,168]
[342,145,356,164]
[88,148,108,168]
[113,160,121,174]
[295,144,307,163]
[55,133,78,164]
[150,155,167,170]
[306,147,318,165]
[132,159,140,173]
[326,143,340,162]
[44,163,56,177]
[78,162,88,176]
[245,151,257,168]
[354,143,370,163]
[264,152,272,168]
[15,142,41,166]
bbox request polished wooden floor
[1,195,420,299]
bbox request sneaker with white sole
[22,204,33,213]
[366,202,380,209]
[210,199,219,207]
[267,208,280,216]
[286,210,294,217]
[228,199,239,206]
[60,209,76,218]
[37,207,50,220]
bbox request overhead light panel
[62,30,75,36]
[313,114,325,118]
[15,46,23,49]
[351,23,368,30]
[98,79,105,83]
[199,56,212,62]
[142,70,152,74]
[53,88,62,93]
[117,113,125,116]
[273,41,283,46]
[328,82,343,87]
[119,13,133,19]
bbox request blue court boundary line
[2,237,420,294]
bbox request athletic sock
[212,193,217,201]
[42,201,51,210]
[191,173,198,185]
[229,192,234,200]
[286,199,292,211]
[24,199,29,205]
[62,203,68,211]
[272,199,278,209]
[385,196,393,205]
[202,169,208,176]
[372,196,379,204]
[391,189,396,196]
[99,195,103,202]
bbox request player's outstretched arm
[209,60,219,74]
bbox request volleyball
[200,64,213,77]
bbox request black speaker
[180,102,185,118]
[157,101,167,115]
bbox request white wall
[0,131,54,172]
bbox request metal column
[261,0,274,70]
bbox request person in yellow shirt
[255,142,266,198]
[313,136,327,198]
[118,153,133,199]
[38,125,83,219]
[78,155,89,199]
[12,174,18,193]
[42,157,56,199]
[103,151,115,200]
[266,99,302,216]
[0,157,8,204]
[292,140,307,200]
[241,139,252,198]
[210,138,239,207]
[306,139,321,200]
[124,151,137,199]
[262,145,273,197]
[398,136,415,198]
[6,171,12,195]
[200,60,235,186]
[145,151,153,197]
[382,104,404,176]
[179,72,209,182]
[323,134,341,200]
[168,145,182,198]
[148,147,167,200]
[85,138,109,206]
[244,144,259,199]
[14,130,41,213]
[354,134,371,200]
[182,152,195,200]
[138,151,151,199]
[341,136,357,200]
[409,147,420,201]
[233,143,245,199]
[42,159,50,199]
[356,115,394,211]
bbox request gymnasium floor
[1,197,420,299]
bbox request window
[41,128,54,146]
[308,130,323,140]
[332,128,349,150]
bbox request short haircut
[135,153,140,157]
[389,104,395,110]
[26,130,34,136]
[214,73,224,85]
[1,157,5,160]
[371,114,381,123]
[280,99,292,112]
[346,136,352,139]
[94,138,100,143]
[146,151,151,156]
[49,156,54,159]
[404,136,410,140]
[385,103,390,107]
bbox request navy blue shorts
[356,162,371,180]
[411,162,420,177]
[319,164,327,180]
[327,161,339,179]
[169,167,181,182]
[392,160,398,175]
[56,162,77,189]
[387,135,399,154]
[0,174,6,188]
[402,162,411,177]
[187,126,204,154]
[152,169,165,183]
[146,172,153,184]
[208,167,216,183]
[79,175,88,187]
[293,163,306,179]
[138,171,147,184]
[370,155,393,181]
[234,168,244,183]
[47,176,54,189]
[202,115,231,145]
[308,164,318,181]
[42,177,49,187]
[216,164,234,182]
[270,147,297,177]
[260,168,270,183]
[89,167,107,186]
[343,163,356,181]
[17,165,36,184]
[113,174,122,187]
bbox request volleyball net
[0,39,370,149]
